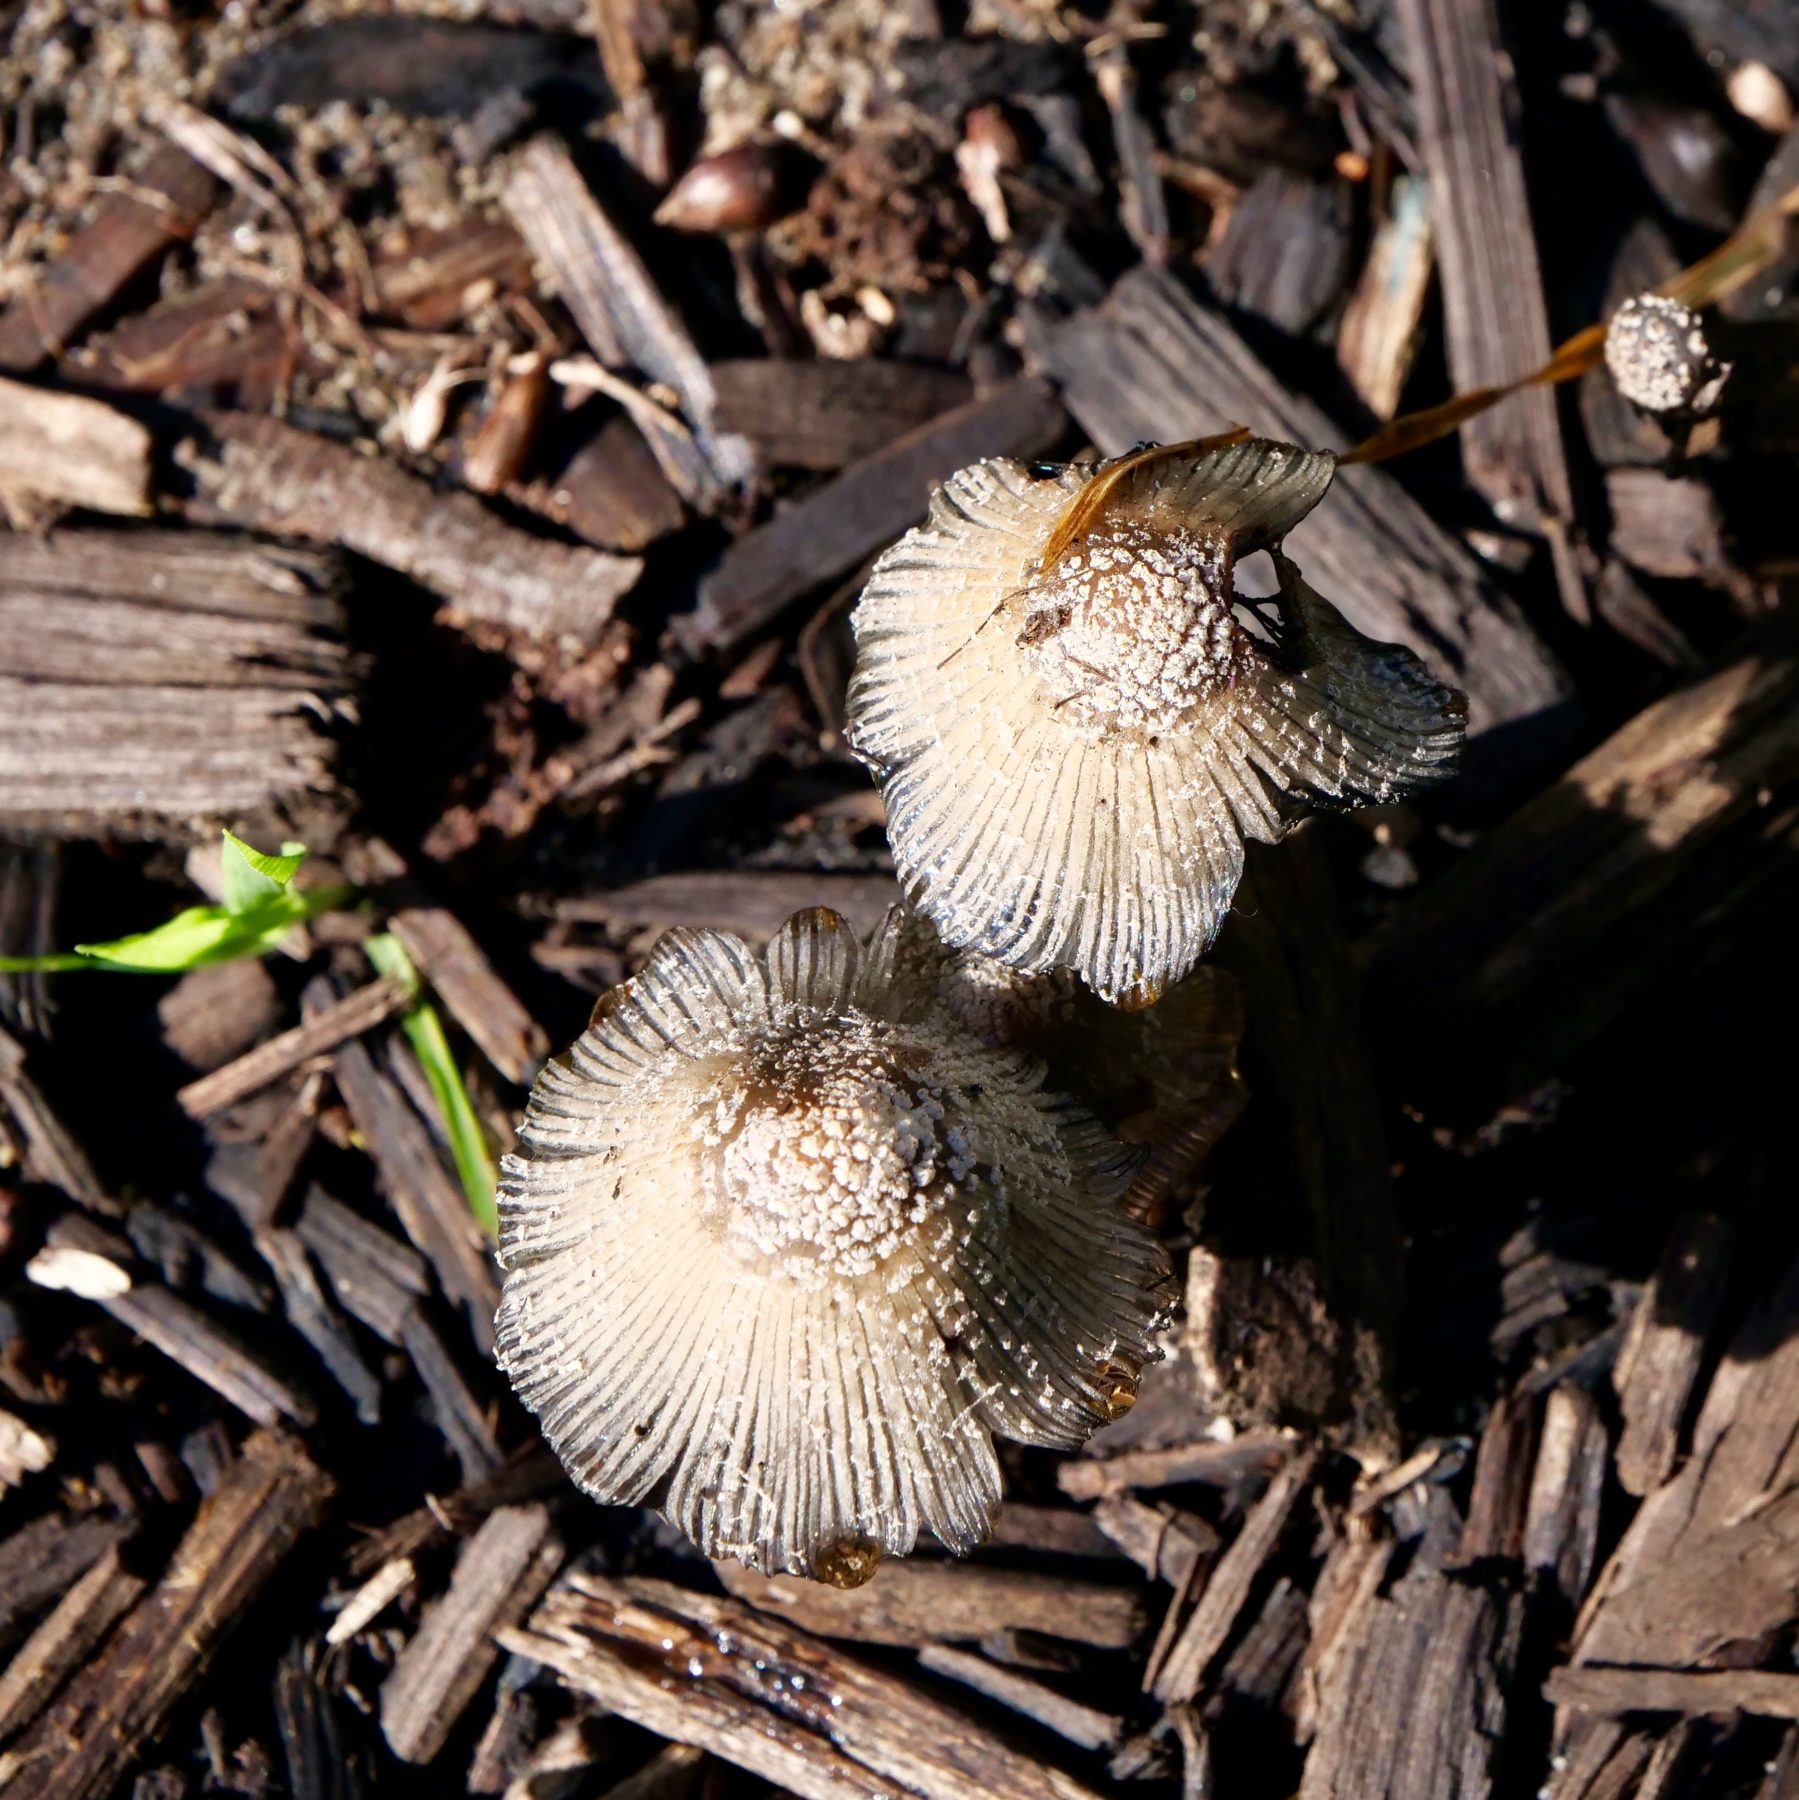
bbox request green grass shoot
[0,832,348,975]
[365,932,499,1241]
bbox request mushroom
[846,435,1467,1006]
[879,907,1247,1219]
[496,907,1173,1585]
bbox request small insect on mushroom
[496,907,1173,1585]
[846,435,1468,1007]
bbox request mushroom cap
[496,907,1173,1583]
[879,907,1248,1219]
[847,436,1467,1005]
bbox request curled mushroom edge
[497,906,1217,1586]
[846,434,1469,1007]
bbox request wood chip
[0,379,153,516]
[713,1559,1146,1651]
[505,136,750,508]
[0,1545,144,1741]
[1298,1494,1520,1799]
[1546,1666,1799,1721]
[178,976,411,1118]
[1523,1385,1609,1612]
[916,1644,1124,1750]
[1362,629,1799,1115]
[1059,1432,1291,1502]
[1337,174,1433,420]
[1151,1445,1318,1703]
[391,906,548,1085]
[0,1513,132,1647]
[1449,1387,1538,1566]
[710,358,973,471]
[330,1021,500,1353]
[0,144,217,372]
[0,527,349,837]
[1394,0,1576,541]
[182,409,640,647]
[1022,266,1575,748]
[1,1431,333,1800]
[38,1215,318,1428]
[1613,1213,1733,1497]
[680,375,1067,655]
[381,1502,563,1765]
[503,1571,1110,1800]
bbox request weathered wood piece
[1524,1386,1609,1613]
[917,1645,1124,1750]
[0,1514,133,1647]
[0,379,152,517]
[1092,1497,1220,1588]
[330,1024,500,1353]
[1613,1213,1733,1496]
[0,1024,115,1214]
[1394,0,1577,543]
[253,1225,384,1426]
[709,358,973,471]
[534,414,686,551]
[0,145,217,372]
[158,961,282,1073]
[1362,630,1799,1114]
[680,376,1067,655]
[391,907,547,1085]
[503,1571,1110,1800]
[1,1432,332,1800]
[381,1503,562,1765]
[1546,1666,1799,1721]
[36,1215,318,1428]
[1299,1495,1520,1799]
[1152,1445,1319,1702]
[182,410,640,646]
[1450,1388,1537,1566]
[1577,1241,1799,1671]
[505,136,750,508]
[1059,1433,1291,1501]
[178,976,411,1118]
[0,528,350,837]
[713,1559,1146,1650]
[1023,266,1575,748]
[1197,842,1402,1456]
[296,1183,500,1479]
[1338,176,1433,420]
[555,869,902,938]
[1206,168,1354,334]
[0,1545,144,1743]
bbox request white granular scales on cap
[1019,520,1239,736]
[847,436,1468,1006]
[1604,293,1727,415]
[495,908,1171,1585]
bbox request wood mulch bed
[2,0,1798,1794]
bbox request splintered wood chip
[496,907,1175,1584]
[846,436,1467,1005]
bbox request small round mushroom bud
[1604,294,1730,416]
[496,908,1173,1584]
[846,437,1467,1007]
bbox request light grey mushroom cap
[496,908,1172,1585]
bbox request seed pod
[496,907,1172,1584]
[846,436,1467,1006]
[654,143,787,234]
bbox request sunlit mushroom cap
[847,436,1468,1006]
[881,908,1247,1219]
[496,907,1173,1584]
